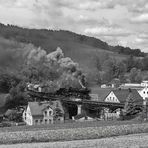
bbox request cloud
[131,13,148,23]
[0,0,147,52]
[117,35,148,52]
[139,33,148,39]
[84,26,132,37]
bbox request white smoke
[27,46,84,89]
[46,47,64,62]
[27,46,47,64]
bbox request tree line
[94,54,148,85]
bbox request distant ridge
[0,23,146,85]
[0,23,145,57]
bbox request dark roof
[28,101,64,117]
[5,109,17,116]
[90,87,112,102]
[74,114,86,120]
[111,89,143,104]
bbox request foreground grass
[0,120,142,132]
[0,121,148,144]
[1,133,148,148]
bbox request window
[106,98,109,101]
[40,120,43,123]
[44,111,47,116]
[49,119,52,123]
[49,111,52,115]
[45,119,47,124]
[144,91,145,94]
[113,97,114,101]
[35,120,38,124]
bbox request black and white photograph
[0,0,148,147]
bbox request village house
[89,87,143,120]
[90,87,143,105]
[138,86,148,105]
[120,81,148,90]
[23,100,64,125]
[105,89,143,105]
[90,87,112,102]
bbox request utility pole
[146,98,148,121]
[143,98,148,121]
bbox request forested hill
[0,23,145,57]
[0,23,148,86]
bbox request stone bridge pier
[77,104,82,115]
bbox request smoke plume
[27,46,84,89]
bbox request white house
[141,81,148,87]
[104,91,120,103]
[138,87,148,105]
[23,101,64,125]
[104,89,143,105]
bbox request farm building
[89,87,113,102]
[23,101,64,125]
[138,87,148,105]
[87,87,143,120]
[105,89,143,105]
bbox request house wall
[42,107,54,124]
[138,87,148,100]
[32,108,54,125]
[105,91,120,103]
[24,101,64,126]
[33,117,43,125]
[23,106,33,125]
[23,106,54,125]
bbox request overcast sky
[0,0,148,52]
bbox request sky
[0,0,148,52]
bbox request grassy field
[1,133,148,148]
[0,120,142,132]
[0,120,148,144]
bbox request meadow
[0,120,147,144]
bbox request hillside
[0,23,145,56]
[0,35,127,75]
[0,23,146,84]
[0,37,32,72]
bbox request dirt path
[1,133,148,148]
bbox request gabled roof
[28,101,64,117]
[90,87,112,102]
[111,89,143,104]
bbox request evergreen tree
[124,93,136,116]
